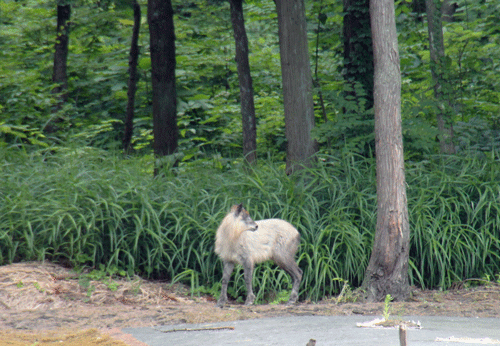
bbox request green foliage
[313,82,374,155]
[1,0,500,305]
[406,155,500,288]
[269,289,291,305]
[2,148,500,303]
[75,263,128,295]
[2,0,499,158]
[398,0,500,154]
[383,294,393,320]
[333,278,357,303]
[33,281,45,293]
[0,0,142,149]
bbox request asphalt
[123,315,500,346]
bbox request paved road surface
[123,315,500,345]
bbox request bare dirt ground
[1,262,499,345]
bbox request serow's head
[232,203,258,232]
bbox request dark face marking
[241,210,258,231]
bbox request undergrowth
[1,146,500,302]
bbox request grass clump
[1,147,500,303]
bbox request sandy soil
[1,262,499,345]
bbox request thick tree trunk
[148,0,178,165]
[362,0,410,302]
[123,0,141,154]
[229,0,257,165]
[425,0,455,154]
[52,3,71,113]
[276,0,317,174]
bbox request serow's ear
[236,203,243,216]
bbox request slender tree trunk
[51,3,71,113]
[313,2,328,126]
[362,0,410,302]
[426,0,455,154]
[343,0,374,111]
[123,0,141,154]
[276,0,317,174]
[441,0,457,22]
[148,0,178,170]
[411,0,426,23]
[229,0,257,165]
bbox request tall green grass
[1,147,500,302]
[406,156,500,288]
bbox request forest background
[1,0,500,304]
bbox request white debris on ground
[356,317,422,329]
[435,336,500,344]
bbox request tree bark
[362,0,410,302]
[52,3,71,113]
[276,0,317,174]
[425,0,455,154]
[441,0,457,23]
[229,0,257,165]
[148,0,178,166]
[123,0,141,154]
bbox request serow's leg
[216,261,235,308]
[243,260,255,305]
[284,262,302,305]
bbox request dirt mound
[0,261,193,310]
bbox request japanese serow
[214,204,302,307]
